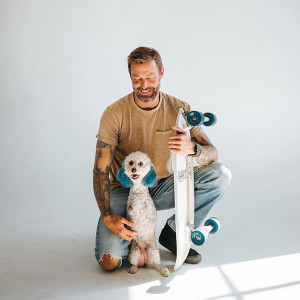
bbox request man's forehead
[130,60,159,76]
[131,70,156,78]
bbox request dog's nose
[131,168,137,173]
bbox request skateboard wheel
[205,217,221,234]
[187,111,204,126]
[203,112,217,126]
[191,229,208,246]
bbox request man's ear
[160,67,165,79]
[117,163,132,188]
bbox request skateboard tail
[174,225,192,270]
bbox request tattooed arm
[168,126,218,166]
[93,140,138,241]
[93,140,115,217]
[192,130,218,166]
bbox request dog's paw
[128,265,138,274]
[156,264,170,277]
[160,267,170,277]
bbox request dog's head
[117,151,157,188]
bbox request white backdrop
[1,0,300,286]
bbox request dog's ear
[117,164,132,188]
[142,165,157,187]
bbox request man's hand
[168,126,195,156]
[103,215,139,241]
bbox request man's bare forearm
[93,140,115,217]
[93,167,111,217]
[192,137,218,166]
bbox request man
[93,47,232,271]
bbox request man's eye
[138,162,143,166]
[129,161,134,166]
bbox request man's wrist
[102,214,111,222]
[188,142,201,157]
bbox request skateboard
[173,108,219,271]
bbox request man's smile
[139,88,152,94]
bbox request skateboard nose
[131,168,137,173]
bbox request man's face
[130,60,164,103]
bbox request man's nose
[131,168,137,173]
[141,80,148,89]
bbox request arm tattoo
[93,140,115,216]
[192,136,218,166]
[196,144,217,166]
[200,137,210,146]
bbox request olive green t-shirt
[96,92,203,190]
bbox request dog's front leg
[128,239,139,274]
[148,246,170,277]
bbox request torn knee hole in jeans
[99,253,123,268]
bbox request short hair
[127,47,163,75]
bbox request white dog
[117,151,170,277]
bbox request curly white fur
[123,151,170,277]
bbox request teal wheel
[203,112,217,126]
[187,111,204,126]
[191,230,208,246]
[205,217,221,234]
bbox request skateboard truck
[191,217,221,246]
[182,111,217,127]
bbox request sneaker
[159,222,202,264]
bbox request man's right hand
[103,215,138,241]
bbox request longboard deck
[173,108,195,270]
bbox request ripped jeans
[94,162,232,264]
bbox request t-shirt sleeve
[182,102,204,138]
[96,106,120,146]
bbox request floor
[1,185,300,300]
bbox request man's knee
[99,254,121,271]
[214,162,232,188]
[195,162,232,190]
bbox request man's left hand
[168,126,195,156]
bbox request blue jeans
[94,162,232,263]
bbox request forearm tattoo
[192,137,218,166]
[93,140,115,216]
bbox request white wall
[1,0,299,262]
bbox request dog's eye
[129,161,134,166]
[138,162,143,166]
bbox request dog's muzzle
[132,174,139,179]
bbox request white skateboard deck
[173,108,195,271]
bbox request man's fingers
[168,140,182,146]
[169,126,186,142]
[123,235,134,241]
[169,140,184,150]
[120,217,134,227]
[170,148,182,154]
[119,217,139,239]
[169,144,179,151]
[121,228,138,241]
[172,126,185,133]
[123,227,138,237]
[169,135,183,141]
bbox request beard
[133,82,160,103]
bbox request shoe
[159,222,202,264]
